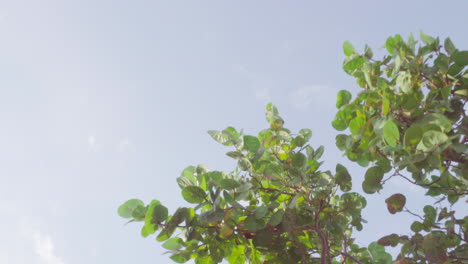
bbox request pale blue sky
[1,1,467,263]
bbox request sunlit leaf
[118,199,144,219]
[383,120,400,147]
[343,41,355,56]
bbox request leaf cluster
[119,33,467,264]
[338,33,467,263]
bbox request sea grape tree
[335,32,467,263]
[118,103,386,264]
[118,33,467,264]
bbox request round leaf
[335,164,352,192]
[416,131,448,151]
[243,135,260,153]
[118,199,144,219]
[362,166,384,194]
[336,90,352,108]
[292,152,306,168]
[153,204,169,223]
[182,186,207,204]
[385,193,406,214]
[299,128,312,142]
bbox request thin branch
[403,207,424,221]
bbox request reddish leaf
[385,193,406,214]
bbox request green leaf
[207,127,241,146]
[396,71,412,93]
[418,113,452,133]
[293,134,306,147]
[131,205,146,220]
[411,221,423,232]
[118,199,144,219]
[335,164,352,192]
[368,242,392,264]
[220,224,234,239]
[416,131,448,151]
[343,56,364,73]
[377,233,400,247]
[226,151,243,159]
[182,186,207,204]
[404,125,423,149]
[243,135,260,153]
[335,134,352,151]
[454,89,468,97]
[434,54,449,73]
[254,206,268,219]
[336,90,352,108]
[268,210,284,226]
[244,216,264,231]
[343,41,355,56]
[383,121,400,147]
[170,252,190,263]
[162,237,184,251]
[385,37,396,54]
[299,128,312,142]
[453,51,468,66]
[292,152,306,168]
[420,31,435,44]
[153,204,169,223]
[444,38,456,54]
[362,166,385,194]
[176,166,197,189]
[349,116,366,135]
[238,158,252,171]
[423,205,436,218]
[199,209,225,223]
[385,193,406,214]
[332,116,347,131]
[252,229,274,249]
[208,130,229,145]
[144,200,162,234]
[220,178,240,190]
[364,44,373,59]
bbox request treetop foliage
[119,32,467,264]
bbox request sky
[0,0,467,263]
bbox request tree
[118,33,467,264]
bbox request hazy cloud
[32,232,65,264]
[118,138,135,153]
[231,64,273,103]
[88,135,97,150]
[289,85,332,110]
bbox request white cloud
[88,135,97,151]
[118,138,135,153]
[32,232,65,264]
[288,85,332,110]
[231,64,273,103]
